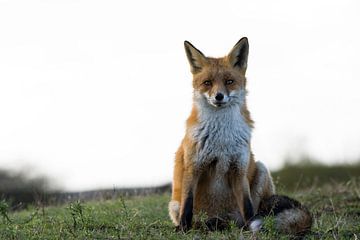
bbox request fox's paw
[249,219,263,232]
[178,214,192,232]
[168,200,180,226]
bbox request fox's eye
[203,80,212,86]
[225,79,234,85]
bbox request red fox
[169,38,312,235]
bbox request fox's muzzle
[210,92,229,107]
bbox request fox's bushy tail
[250,195,312,236]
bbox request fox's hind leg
[247,161,275,232]
[250,161,275,214]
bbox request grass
[272,159,360,191]
[0,179,359,239]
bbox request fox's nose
[215,93,224,101]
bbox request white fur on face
[199,90,243,108]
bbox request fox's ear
[184,41,208,74]
[228,37,249,73]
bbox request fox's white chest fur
[192,91,252,174]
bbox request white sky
[0,0,359,191]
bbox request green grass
[1,179,359,239]
[272,160,360,191]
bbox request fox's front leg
[178,163,200,231]
[169,147,184,226]
[230,169,254,224]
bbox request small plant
[68,200,86,230]
[0,200,12,223]
[193,211,208,231]
[119,196,129,219]
[262,216,278,238]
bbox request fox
[168,37,312,235]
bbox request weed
[0,199,12,223]
[68,200,86,230]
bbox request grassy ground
[0,179,359,239]
[272,160,360,191]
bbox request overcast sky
[0,0,359,191]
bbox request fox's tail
[250,195,312,236]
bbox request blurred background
[0,0,359,206]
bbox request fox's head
[184,38,249,108]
